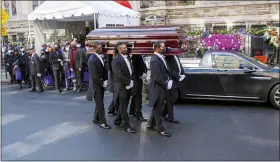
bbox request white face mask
[8,50,11,53]
[76,45,81,48]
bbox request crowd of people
[3,39,89,92]
[2,39,186,137]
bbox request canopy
[27,1,141,54]
[28,1,140,21]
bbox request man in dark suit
[28,45,44,93]
[147,41,172,137]
[112,42,136,133]
[163,55,186,124]
[20,47,31,88]
[129,55,148,121]
[75,42,87,92]
[49,44,64,93]
[86,42,111,129]
[107,54,117,116]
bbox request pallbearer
[129,54,148,121]
[163,54,186,124]
[147,41,172,137]
[112,42,136,133]
[86,42,111,129]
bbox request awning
[28,1,140,21]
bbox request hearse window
[212,54,252,69]
[116,24,124,27]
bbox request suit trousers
[53,69,63,90]
[114,89,131,128]
[129,77,143,117]
[30,74,43,90]
[94,87,107,124]
[163,88,178,119]
[74,68,83,90]
[148,88,166,132]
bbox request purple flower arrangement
[202,34,243,51]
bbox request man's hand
[37,73,41,77]
[179,75,185,81]
[141,73,147,80]
[57,59,62,62]
[167,80,173,90]
[103,80,108,88]
[78,68,81,71]
[126,80,134,90]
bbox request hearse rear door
[183,54,226,97]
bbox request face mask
[161,48,167,55]
[76,45,81,48]
[65,47,70,51]
[20,49,24,52]
[122,50,128,55]
[8,50,11,53]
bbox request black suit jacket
[165,55,185,88]
[29,53,41,75]
[131,55,147,78]
[148,54,171,107]
[49,50,63,71]
[86,54,108,101]
[111,54,134,103]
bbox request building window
[33,0,39,10]
[12,35,17,42]
[4,1,10,15]
[106,24,115,27]
[11,1,17,16]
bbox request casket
[86,25,188,55]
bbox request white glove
[70,68,73,71]
[179,75,185,81]
[57,59,62,62]
[103,80,108,88]
[141,73,147,80]
[167,80,173,90]
[37,73,41,77]
[60,62,64,66]
[126,80,134,90]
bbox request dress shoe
[19,85,23,89]
[159,131,172,137]
[99,124,111,129]
[114,120,122,127]
[129,113,136,117]
[76,89,82,93]
[38,89,44,93]
[137,116,148,122]
[29,89,36,92]
[146,125,157,131]
[92,119,99,124]
[124,127,136,133]
[165,118,180,124]
[107,110,117,115]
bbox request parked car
[144,50,280,109]
[182,50,280,109]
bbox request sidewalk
[1,69,10,83]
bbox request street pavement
[1,83,279,161]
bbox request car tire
[269,84,280,110]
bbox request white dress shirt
[95,53,104,66]
[120,54,132,76]
[154,52,167,69]
[174,55,182,75]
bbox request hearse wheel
[269,84,280,110]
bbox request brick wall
[139,3,279,25]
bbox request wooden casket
[86,25,188,55]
